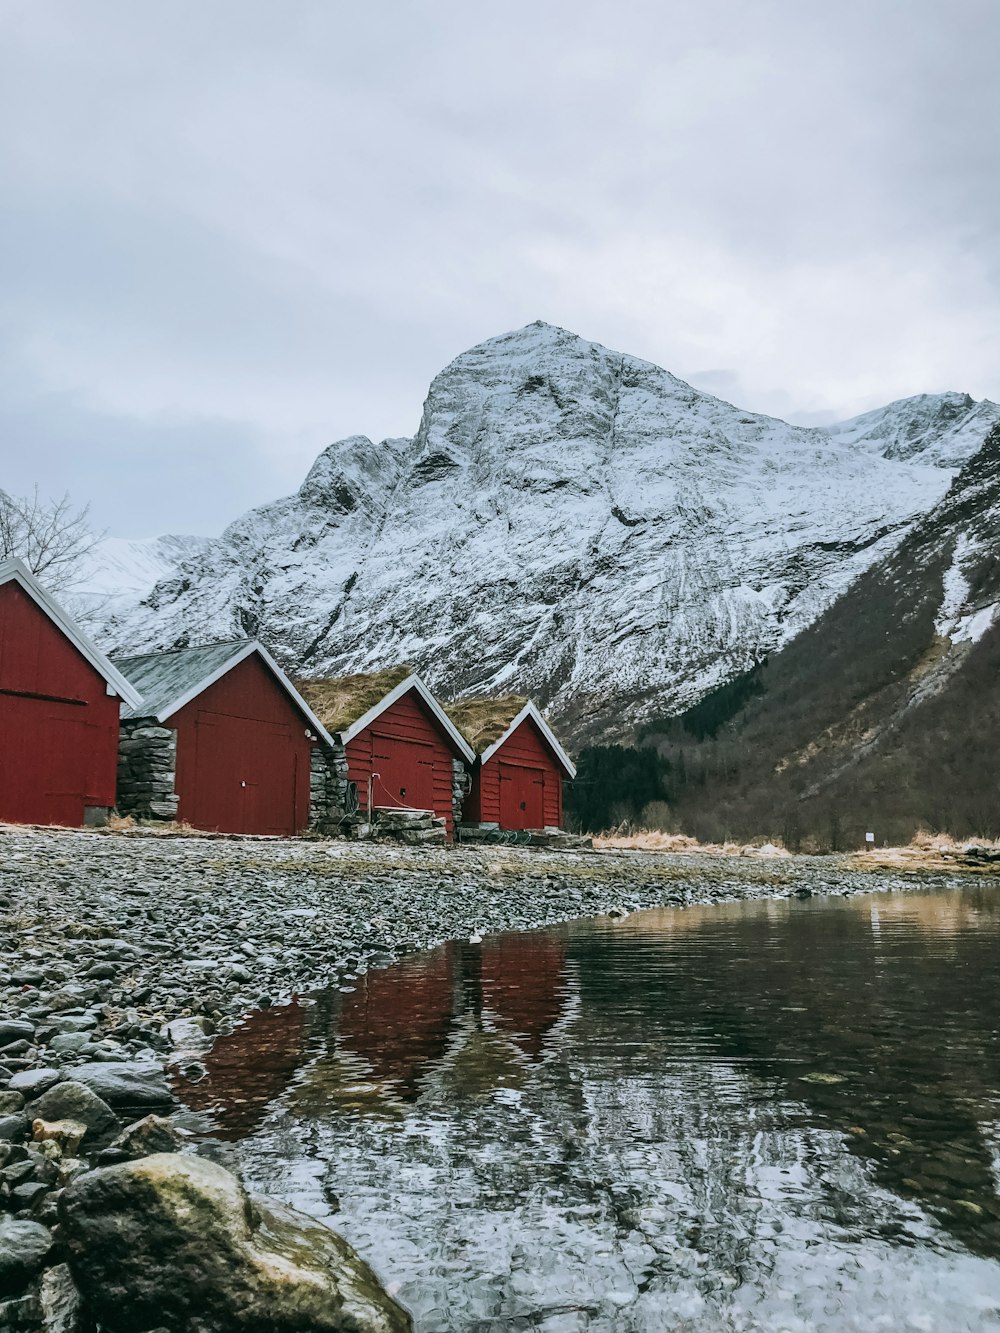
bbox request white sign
[865,832,875,843]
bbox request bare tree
[0,488,104,594]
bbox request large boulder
[69,1063,175,1111]
[59,1154,411,1332]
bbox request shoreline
[4,824,998,1060]
[2,825,999,1328]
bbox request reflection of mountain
[572,891,1000,1257]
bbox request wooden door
[499,763,546,830]
[184,711,299,835]
[371,734,437,813]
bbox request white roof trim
[338,673,476,763]
[0,557,143,708]
[149,640,337,746]
[479,701,577,778]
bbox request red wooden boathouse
[114,640,334,835]
[455,700,576,830]
[299,670,475,839]
[0,557,141,827]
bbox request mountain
[75,535,210,617]
[825,391,1000,468]
[89,322,1000,744]
[636,422,1000,845]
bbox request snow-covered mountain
[661,420,1000,844]
[89,322,1000,743]
[76,534,209,616]
[824,391,1000,468]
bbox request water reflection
[177,885,1000,1330]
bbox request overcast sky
[2,0,998,538]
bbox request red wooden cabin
[462,702,575,830]
[0,558,141,828]
[115,640,333,835]
[332,674,474,840]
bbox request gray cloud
[1,0,998,535]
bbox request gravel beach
[1,824,997,1330]
[1,825,993,1067]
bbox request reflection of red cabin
[115,641,334,835]
[480,935,567,1057]
[338,950,455,1099]
[175,1000,309,1139]
[0,558,141,828]
[338,676,474,840]
[464,704,575,830]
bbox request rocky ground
[1,823,997,1331]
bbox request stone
[104,1114,187,1161]
[83,963,118,980]
[39,1264,85,1333]
[0,1091,25,1114]
[0,1040,32,1059]
[32,1119,88,1157]
[45,1015,98,1035]
[0,1114,27,1142]
[30,1082,118,1145]
[164,1018,212,1054]
[60,1154,411,1332]
[0,1218,52,1296]
[69,1063,175,1111]
[9,1179,50,1209]
[57,1159,90,1188]
[48,1033,94,1055]
[8,1069,62,1097]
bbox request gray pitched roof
[113,639,337,746]
[114,640,253,721]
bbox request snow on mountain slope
[75,534,210,616]
[825,392,1000,468]
[90,322,1000,744]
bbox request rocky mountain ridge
[650,421,1000,844]
[87,322,1000,744]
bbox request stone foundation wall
[309,739,352,833]
[117,719,179,821]
[452,758,469,831]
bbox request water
[178,884,1000,1330]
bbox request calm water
[178,884,1000,1331]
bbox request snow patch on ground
[935,535,999,645]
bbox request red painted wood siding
[467,715,564,829]
[345,689,460,838]
[171,653,313,836]
[0,581,120,826]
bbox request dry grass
[113,819,207,838]
[296,666,412,734]
[851,830,1000,874]
[594,829,791,858]
[444,695,527,752]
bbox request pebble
[8,1070,62,1097]
[0,1218,52,1296]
